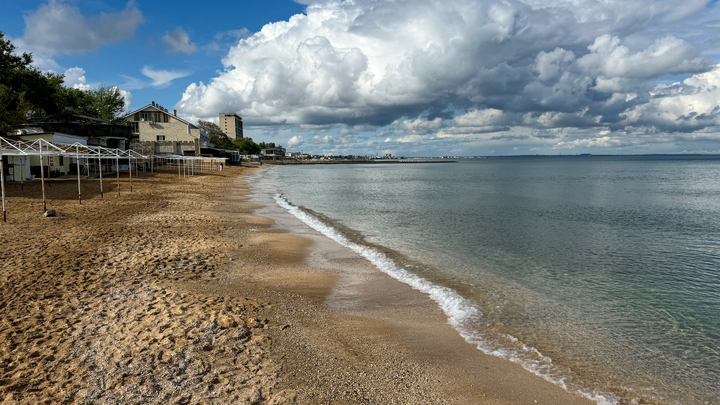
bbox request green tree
[0,84,31,134]
[197,120,235,149]
[57,85,126,121]
[58,87,92,115]
[233,137,261,154]
[1,31,127,133]
[1,31,67,131]
[88,86,126,121]
[257,141,276,149]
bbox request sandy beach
[0,165,596,404]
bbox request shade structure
[1,136,226,223]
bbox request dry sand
[0,165,596,404]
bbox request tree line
[2,30,280,155]
[196,120,281,155]
[1,31,125,134]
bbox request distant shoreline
[263,159,457,165]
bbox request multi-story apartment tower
[219,113,243,139]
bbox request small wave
[274,193,620,405]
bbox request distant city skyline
[2,0,720,156]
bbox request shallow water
[256,156,720,405]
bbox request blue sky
[2,0,720,156]
[0,0,305,113]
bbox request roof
[21,111,132,139]
[123,104,195,127]
[27,112,116,126]
[220,113,242,119]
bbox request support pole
[76,150,82,204]
[20,156,24,191]
[129,157,133,192]
[41,152,47,212]
[99,157,103,198]
[1,152,6,222]
[116,157,120,196]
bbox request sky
[2,0,720,156]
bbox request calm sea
[253,156,720,405]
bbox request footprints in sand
[56,287,276,404]
[0,170,293,404]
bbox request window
[141,111,153,121]
[157,135,165,141]
[130,122,139,133]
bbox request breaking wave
[274,193,619,405]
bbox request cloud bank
[177,0,719,154]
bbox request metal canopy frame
[1,136,227,223]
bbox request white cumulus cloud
[620,64,720,132]
[176,0,719,154]
[288,135,305,146]
[63,67,92,90]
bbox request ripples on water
[261,156,720,405]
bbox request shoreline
[245,166,598,404]
[262,159,456,165]
[0,166,596,404]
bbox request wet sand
[0,165,595,404]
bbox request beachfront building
[1,132,85,181]
[4,111,133,181]
[261,147,286,160]
[285,152,308,159]
[123,102,210,155]
[18,110,132,150]
[219,113,243,139]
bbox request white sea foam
[274,193,619,405]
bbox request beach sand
[0,165,595,404]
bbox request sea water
[253,156,720,405]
